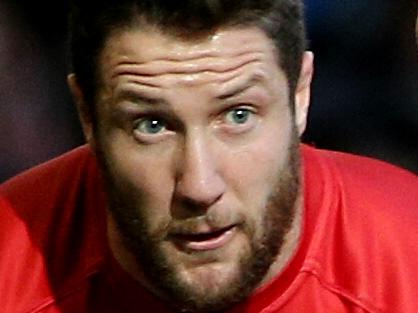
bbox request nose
[174,132,226,210]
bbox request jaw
[106,193,302,313]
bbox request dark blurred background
[0,0,417,182]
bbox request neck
[258,191,303,287]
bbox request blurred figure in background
[0,1,82,181]
[304,0,418,172]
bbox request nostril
[170,194,222,220]
[181,193,223,210]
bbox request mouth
[171,225,237,251]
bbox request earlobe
[294,51,314,136]
[67,74,95,147]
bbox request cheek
[221,117,293,238]
[102,135,176,227]
[224,119,292,198]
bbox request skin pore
[69,24,313,312]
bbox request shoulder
[0,145,105,313]
[1,145,95,200]
[303,144,418,244]
[303,144,417,213]
[302,145,418,312]
[0,145,103,225]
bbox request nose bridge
[175,128,225,206]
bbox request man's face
[91,25,307,312]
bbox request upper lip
[170,224,237,238]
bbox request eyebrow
[115,89,168,107]
[216,73,266,101]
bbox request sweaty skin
[71,25,313,311]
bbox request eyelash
[133,114,172,132]
[225,105,254,119]
[131,104,257,141]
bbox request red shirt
[1,145,417,313]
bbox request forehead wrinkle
[113,80,159,99]
[110,51,265,80]
[101,26,282,100]
[113,58,265,91]
[214,70,270,100]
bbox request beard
[97,130,301,313]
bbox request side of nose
[174,132,226,209]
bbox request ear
[67,74,96,148]
[294,51,314,137]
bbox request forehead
[99,26,281,86]
[104,25,276,57]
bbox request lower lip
[179,227,237,251]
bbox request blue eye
[225,108,252,125]
[135,118,167,134]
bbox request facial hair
[97,130,301,313]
